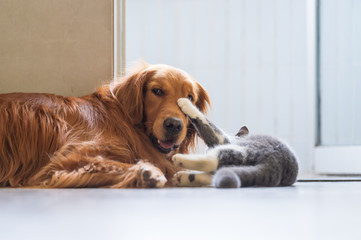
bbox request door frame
[310,0,361,175]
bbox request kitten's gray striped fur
[172,98,298,188]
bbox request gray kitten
[172,98,298,188]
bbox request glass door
[315,0,361,174]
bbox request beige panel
[0,0,113,97]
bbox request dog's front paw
[137,161,167,188]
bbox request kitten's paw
[172,153,185,168]
[177,98,192,110]
[137,161,167,188]
[172,171,194,187]
[172,153,200,170]
[172,153,218,172]
[177,98,200,119]
[172,171,212,187]
[213,168,241,188]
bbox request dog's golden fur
[0,62,210,188]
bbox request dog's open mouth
[150,134,179,154]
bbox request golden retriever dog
[0,62,210,188]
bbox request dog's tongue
[158,140,175,150]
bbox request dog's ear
[179,82,210,153]
[195,82,210,114]
[236,126,249,137]
[114,63,155,125]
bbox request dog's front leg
[28,156,167,188]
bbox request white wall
[126,0,314,173]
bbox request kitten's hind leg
[177,98,229,147]
[172,171,213,187]
[172,152,219,172]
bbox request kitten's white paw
[172,171,193,186]
[172,153,184,168]
[177,98,192,110]
[172,171,212,187]
[172,153,218,172]
[177,98,200,119]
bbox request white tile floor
[0,182,360,240]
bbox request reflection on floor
[0,182,360,240]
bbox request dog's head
[114,61,210,155]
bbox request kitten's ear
[236,126,249,137]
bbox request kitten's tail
[214,164,297,188]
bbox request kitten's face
[236,126,249,138]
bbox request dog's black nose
[163,117,183,135]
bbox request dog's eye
[152,88,164,97]
[187,95,194,102]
